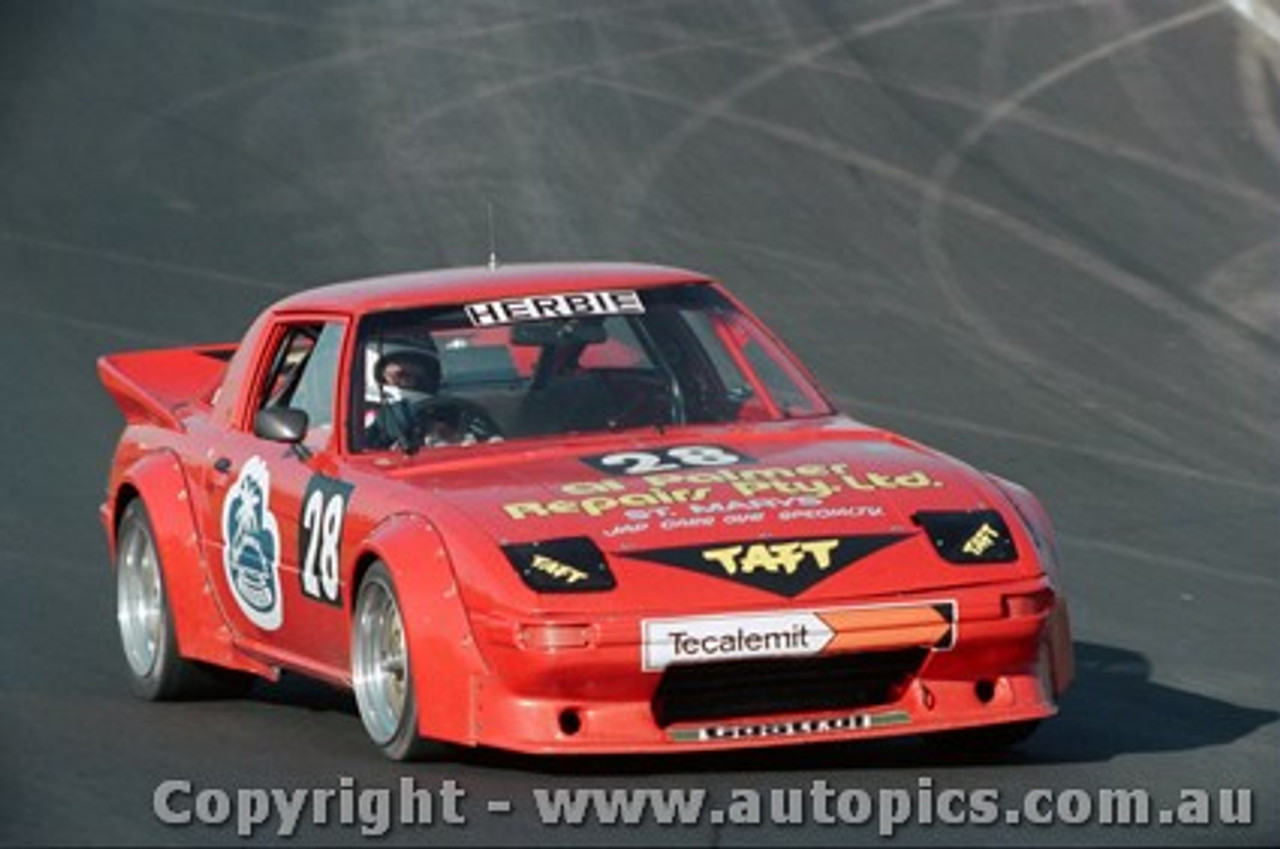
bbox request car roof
[272,262,712,315]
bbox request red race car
[99,263,1073,760]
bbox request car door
[199,316,353,673]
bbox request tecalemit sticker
[642,602,955,671]
[465,290,644,327]
[221,455,283,631]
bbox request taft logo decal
[631,534,911,597]
[221,456,283,630]
[913,510,1018,564]
[502,537,617,593]
[962,523,1001,557]
[528,554,590,585]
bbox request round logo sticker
[221,455,283,630]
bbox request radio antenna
[486,200,499,270]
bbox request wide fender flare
[358,513,491,746]
[988,474,1075,695]
[112,450,270,676]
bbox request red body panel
[466,579,1059,753]
[97,345,234,428]
[97,263,1073,754]
[270,263,707,316]
[100,444,274,679]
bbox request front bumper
[448,578,1069,754]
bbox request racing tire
[115,499,254,700]
[351,562,436,761]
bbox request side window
[257,321,345,445]
[289,324,344,429]
[721,312,827,417]
[261,327,318,410]
[679,308,767,421]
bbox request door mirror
[253,407,309,444]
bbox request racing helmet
[373,347,441,404]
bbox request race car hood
[384,422,1043,609]
[398,427,987,536]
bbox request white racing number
[298,476,353,605]
[584,445,750,476]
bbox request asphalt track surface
[2,1,1278,846]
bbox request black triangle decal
[630,534,912,597]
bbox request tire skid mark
[1199,235,1280,337]
[914,3,1279,455]
[614,0,959,232]
[916,1,1228,386]
[1234,21,1280,169]
[658,21,1280,212]
[129,0,686,127]
[576,68,1276,466]
[0,303,181,346]
[879,75,1280,211]
[1094,2,1243,177]
[361,22,835,261]
[133,0,513,38]
[1061,534,1280,593]
[651,223,1274,485]
[48,68,389,261]
[97,0,701,261]
[0,230,289,293]
[1227,0,1280,45]
[977,2,1016,103]
[32,2,1274,461]
[649,217,1083,361]
[572,13,1279,307]
[369,12,864,149]
[916,2,1247,389]
[896,0,1119,27]
[379,29,803,152]
[849,396,1280,498]
[120,1,1259,466]
[564,11,1280,215]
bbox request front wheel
[351,562,435,760]
[115,499,252,700]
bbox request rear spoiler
[97,344,237,429]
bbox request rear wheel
[116,499,253,700]
[351,562,435,760]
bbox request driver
[366,347,500,450]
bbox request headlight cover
[502,536,617,593]
[913,510,1018,564]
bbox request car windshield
[348,283,832,452]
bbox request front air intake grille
[651,648,927,728]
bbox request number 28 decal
[580,445,753,476]
[299,476,353,605]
